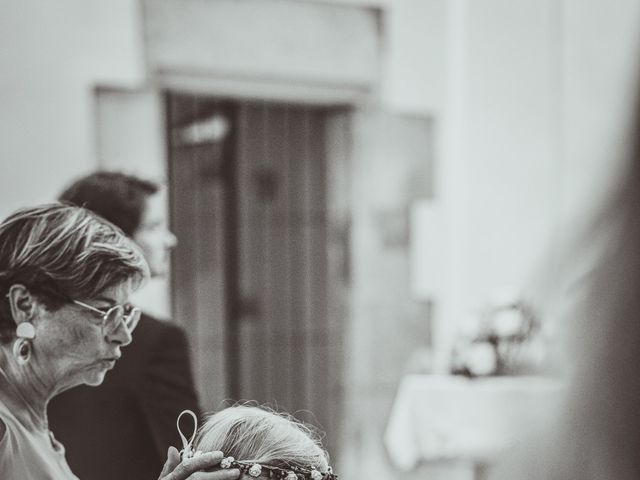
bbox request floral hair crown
[218,457,337,480]
[176,410,338,480]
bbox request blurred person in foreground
[48,172,201,480]
[489,100,640,479]
[180,404,337,480]
[0,204,237,480]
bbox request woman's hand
[158,447,241,480]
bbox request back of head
[59,171,159,237]
[194,405,330,475]
[0,203,149,343]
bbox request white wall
[375,0,562,369]
[375,0,640,371]
[381,0,446,114]
[0,0,144,219]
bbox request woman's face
[33,280,135,391]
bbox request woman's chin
[83,369,108,387]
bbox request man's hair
[59,171,159,237]
[0,203,149,343]
[194,405,330,473]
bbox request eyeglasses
[72,300,141,334]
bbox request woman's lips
[100,356,120,368]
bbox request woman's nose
[106,320,133,347]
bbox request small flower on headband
[220,457,234,469]
[286,472,298,480]
[248,464,262,477]
[310,469,323,480]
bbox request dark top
[48,313,200,480]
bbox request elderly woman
[0,204,239,480]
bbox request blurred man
[48,171,201,480]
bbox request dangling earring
[13,322,35,365]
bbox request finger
[159,446,181,478]
[166,451,225,480]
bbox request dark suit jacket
[48,313,200,480]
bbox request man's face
[133,190,177,277]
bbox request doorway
[167,93,348,454]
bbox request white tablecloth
[384,374,565,471]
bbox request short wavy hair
[0,203,149,343]
[59,171,159,237]
[194,405,330,474]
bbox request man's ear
[7,284,35,325]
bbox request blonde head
[194,405,330,474]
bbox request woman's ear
[7,284,35,325]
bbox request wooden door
[167,94,346,455]
[234,101,332,431]
[167,95,235,412]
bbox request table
[384,374,565,473]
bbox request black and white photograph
[1,1,640,479]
